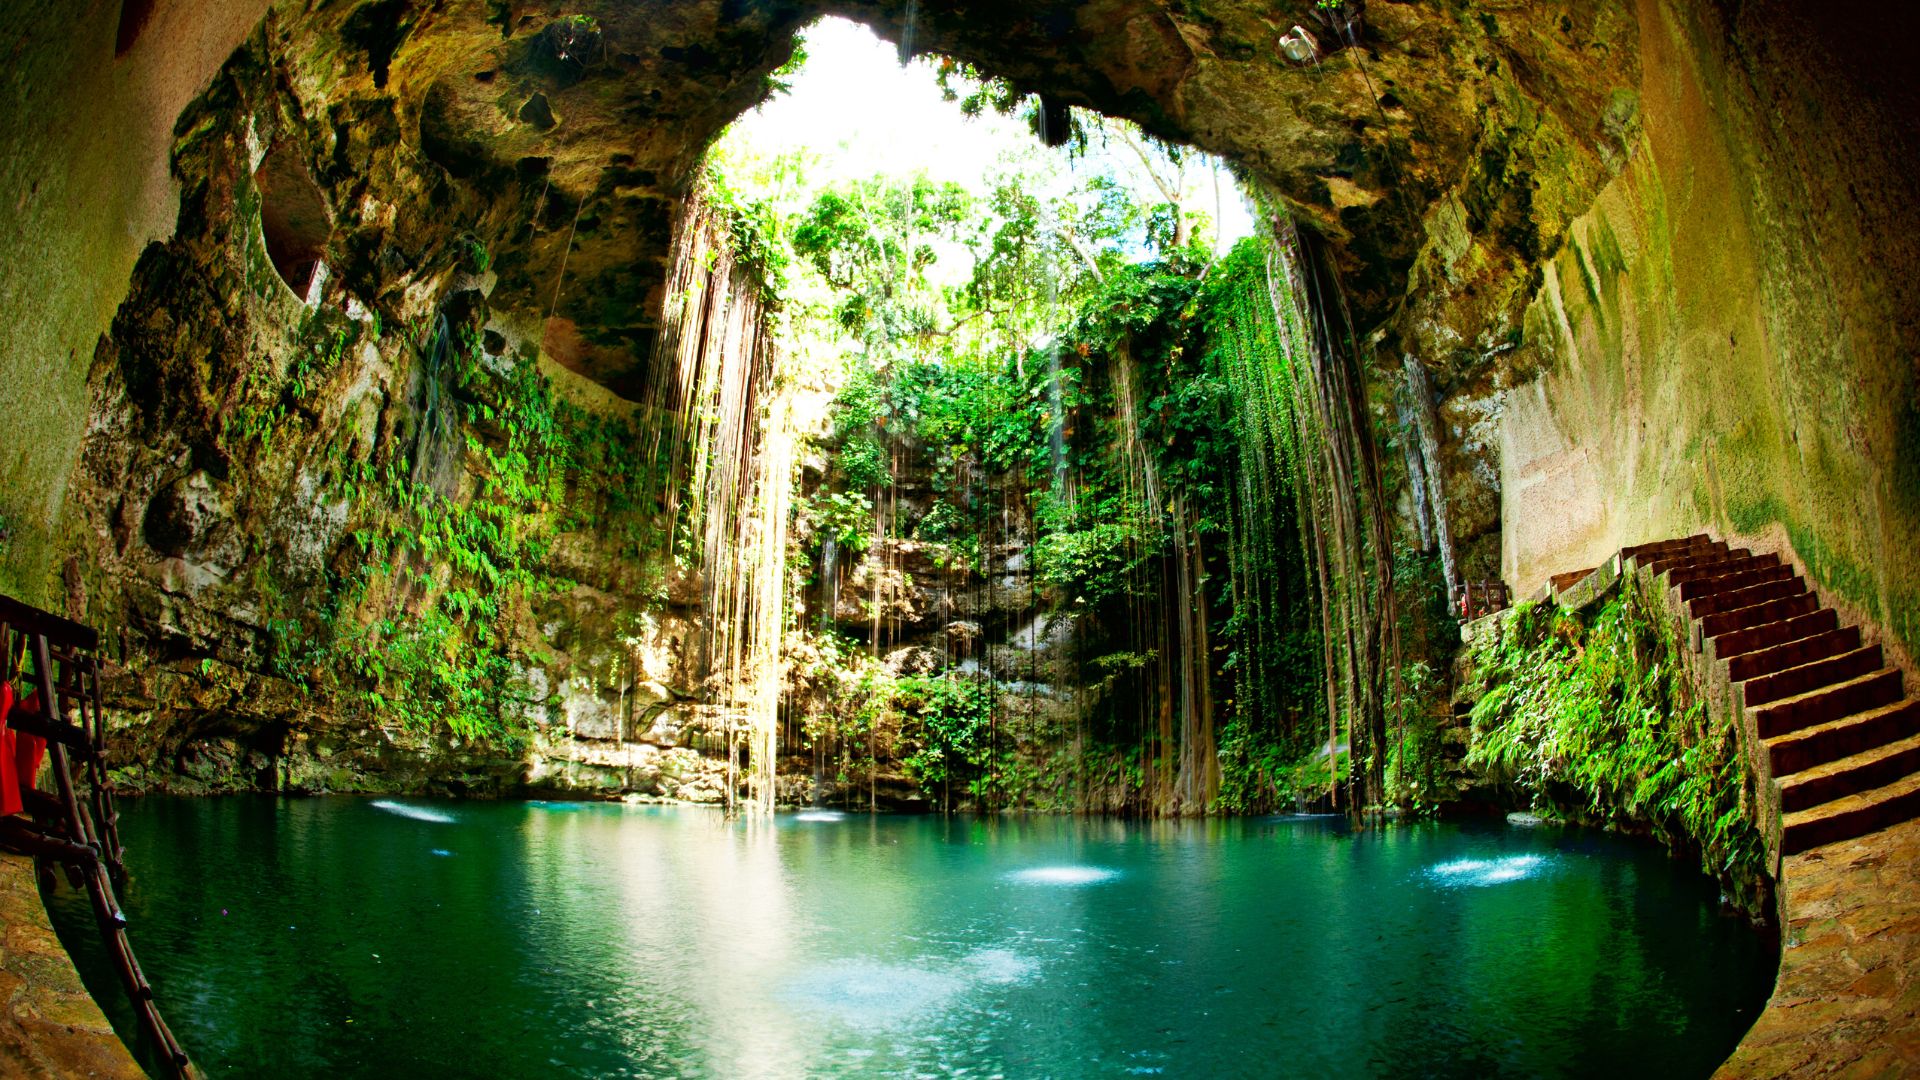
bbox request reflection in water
[48,800,1775,1079]
[781,959,970,1028]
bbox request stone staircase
[1614,534,1920,858]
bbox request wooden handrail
[1454,580,1512,623]
[0,591,194,1077]
[0,594,98,651]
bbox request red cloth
[0,684,16,816]
[10,688,44,811]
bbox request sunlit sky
[715,17,1255,247]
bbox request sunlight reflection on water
[370,800,456,824]
[779,947,1036,1030]
[1007,865,1120,886]
[1425,855,1548,887]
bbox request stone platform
[1719,819,1920,1077]
[0,853,142,1078]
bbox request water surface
[49,798,1775,1077]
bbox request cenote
[11,1,1920,1074]
[50,798,1774,1078]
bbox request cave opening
[252,141,332,301]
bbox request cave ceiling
[262,0,1640,397]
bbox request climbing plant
[1464,596,1769,916]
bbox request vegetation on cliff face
[263,308,665,746]
[1463,595,1768,914]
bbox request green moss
[1889,589,1920,667]
[1726,492,1882,622]
[1784,518,1880,621]
[1587,217,1628,277]
[1722,490,1785,536]
[1571,238,1603,313]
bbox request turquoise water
[49,798,1775,1078]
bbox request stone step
[1778,731,1920,814]
[1727,625,1862,683]
[1668,552,1776,590]
[1634,535,1723,560]
[1766,698,1920,777]
[1646,545,1739,578]
[1675,560,1792,602]
[1701,591,1818,638]
[1714,607,1840,660]
[1620,534,1712,557]
[1549,567,1598,594]
[1620,533,1711,562]
[1753,667,1904,739]
[1742,644,1884,709]
[1781,769,1920,856]
[1688,575,1806,619]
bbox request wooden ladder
[0,593,195,1078]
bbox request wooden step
[1779,731,1920,813]
[1714,607,1840,660]
[1688,576,1806,619]
[1782,770,1920,856]
[1702,592,1819,638]
[1727,625,1863,683]
[1743,644,1884,709]
[1675,560,1792,602]
[1766,698,1920,777]
[1753,667,1904,739]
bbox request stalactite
[1401,353,1457,601]
[1397,394,1434,552]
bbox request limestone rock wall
[1498,0,1920,674]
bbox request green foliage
[702,166,790,298]
[1033,516,1154,608]
[1464,597,1767,913]
[896,674,995,795]
[792,176,972,350]
[455,234,491,274]
[836,435,888,491]
[809,491,874,553]
[763,39,809,98]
